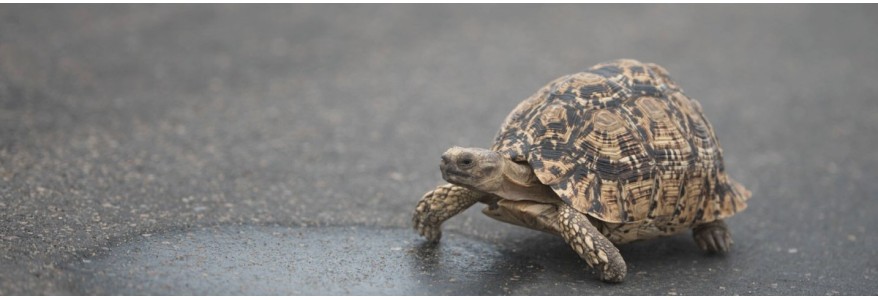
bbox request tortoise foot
[693,220,733,254]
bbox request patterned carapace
[491,59,750,242]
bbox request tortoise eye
[460,158,473,166]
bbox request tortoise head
[440,146,504,193]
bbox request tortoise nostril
[441,154,451,165]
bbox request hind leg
[558,205,627,283]
[693,220,733,253]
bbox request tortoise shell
[492,59,750,226]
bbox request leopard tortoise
[412,59,751,282]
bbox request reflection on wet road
[65,226,539,295]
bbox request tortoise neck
[495,158,562,204]
[501,159,541,186]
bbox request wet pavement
[1,4,877,295]
[64,226,525,295]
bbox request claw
[693,221,733,254]
[704,232,718,252]
[713,230,729,253]
[696,237,708,252]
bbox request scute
[492,59,749,225]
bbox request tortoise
[412,59,751,282]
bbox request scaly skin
[692,220,733,254]
[413,184,488,242]
[559,205,627,283]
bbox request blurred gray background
[0,4,876,295]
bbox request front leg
[558,205,627,283]
[413,184,490,242]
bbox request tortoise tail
[723,177,751,216]
[728,178,751,202]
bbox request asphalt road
[1,4,876,295]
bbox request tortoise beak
[440,155,470,183]
[439,161,459,181]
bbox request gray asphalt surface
[1,4,876,295]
